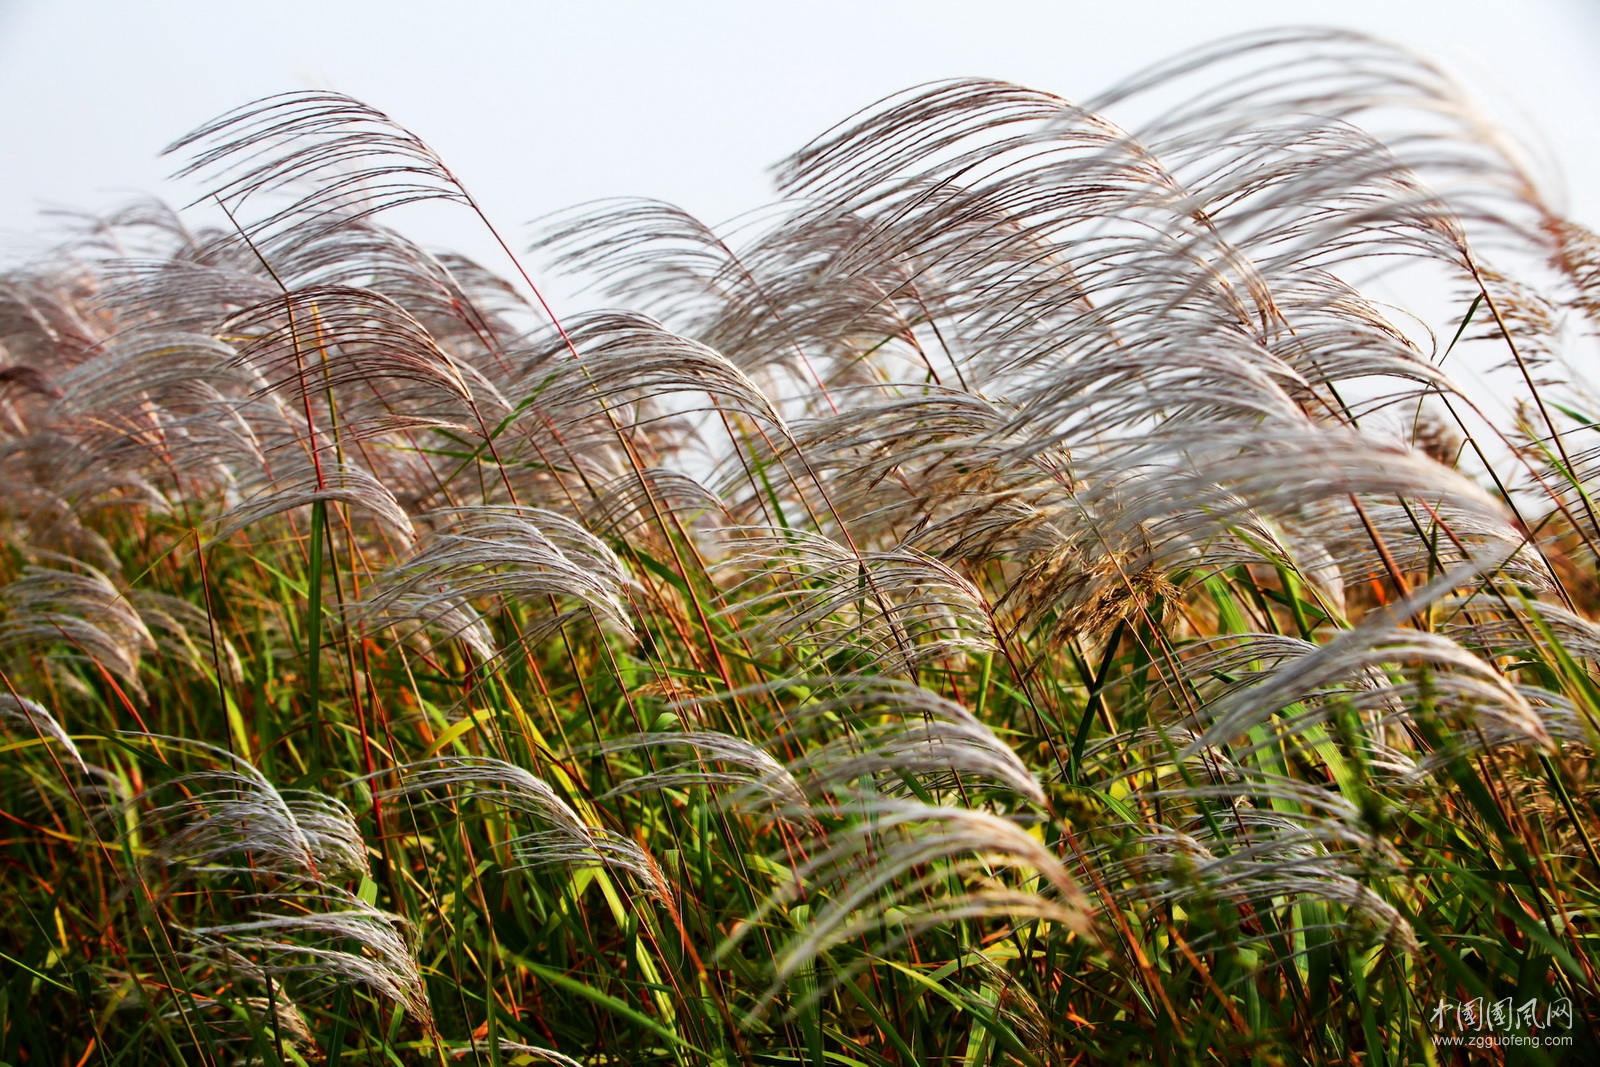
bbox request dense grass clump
[4,28,1600,1065]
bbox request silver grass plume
[726,797,1094,1012]
[0,561,154,701]
[56,333,267,413]
[246,219,530,352]
[213,456,417,544]
[1180,616,1549,760]
[166,991,317,1063]
[0,693,85,771]
[129,737,368,883]
[165,91,475,241]
[130,589,245,689]
[0,448,127,576]
[623,675,1044,812]
[378,755,670,902]
[183,887,432,1030]
[356,504,633,645]
[223,284,508,439]
[1099,821,1417,955]
[597,730,808,817]
[509,311,788,432]
[583,466,730,542]
[717,527,996,674]
[772,677,1045,804]
[1080,733,1414,952]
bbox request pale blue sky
[2,0,1597,286]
